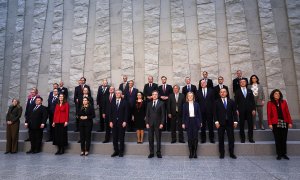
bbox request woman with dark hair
[267,89,293,160]
[248,75,265,130]
[52,94,69,155]
[5,98,22,154]
[78,97,95,156]
[182,92,202,159]
[133,92,146,143]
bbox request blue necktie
[243,88,247,98]
[223,99,227,109]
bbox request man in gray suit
[168,85,185,143]
[146,90,165,158]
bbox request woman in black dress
[78,97,95,156]
[133,92,146,144]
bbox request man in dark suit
[24,88,39,141]
[102,86,116,143]
[199,71,213,89]
[74,77,91,132]
[146,91,165,158]
[168,85,185,143]
[46,88,59,142]
[25,97,48,154]
[124,80,138,132]
[197,80,215,143]
[214,76,230,99]
[48,83,59,100]
[158,76,173,131]
[96,79,110,132]
[118,75,129,93]
[214,88,238,159]
[58,81,69,99]
[182,77,197,97]
[235,79,256,143]
[232,70,248,94]
[109,90,128,157]
[143,76,159,103]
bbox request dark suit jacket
[143,83,159,99]
[47,95,58,114]
[25,97,37,120]
[214,84,230,99]
[233,77,248,93]
[158,84,173,101]
[199,79,213,89]
[119,82,129,93]
[182,102,202,129]
[214,98,238,126]
[103,94,116,120]
[26,105,48,129]
[109,99,128,125]
[124,87,138,108]
[96,85,110,107]
[58,87,68,99]
[167,93,185,117]
[6,105,23,123]
[196,88,215,114]
[182,84,197,97]
[234,88,256,113]
[74,84,91,103]
[77,105,95,121]
[145,100,165,127]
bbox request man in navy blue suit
[46,88,59,141]
[143,76,158,104]
[96,79,110,132]
[158,76,172,131]
[109,90,128,157]
[124,80,138,132]
[214,88,238,159]
[182,77,197,97]
[24,88,39,141]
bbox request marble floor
[0,152,299,180]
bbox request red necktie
[163,85,166,93]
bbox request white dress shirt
[188,102,195,117]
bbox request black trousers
[218,125,235,156]
[127,107,134,132]
[75,103,79,131]
[104,117,111,141]
[170,113,184,141]
[79,120,92,151]
[99,107,105,131]
[112,124,126,153]
[239,110,253,141]
[29,128,43,152]
[200,112,214,141]
[272,124,288,156]
[148,125,162,154]
[48,112,54,139]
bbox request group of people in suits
[4,70,293,160]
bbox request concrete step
[1,129,300,142]
[1,140,300,156]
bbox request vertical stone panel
[144,0,160,82]
[171,0,189,85]
[26,0,48,93]
[48,0,63,87]
[197,0,218,85]
[286,0,300,106]
[0,0,8,114]
[121,0,135,81]
[69,0,89,92]
[93,0,110,90]
[8,0,25,103]
[225,0,253,78]
[257,0,286,96]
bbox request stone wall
[0,0,300,122]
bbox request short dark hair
[152,90,159,94]
[53,83,59,86]
[270,89,283,104]
[80,77,86,81]
[250,75,260,85]
[36,97,43,101]
[161,76,167,79]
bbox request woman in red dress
[52,94,69,155]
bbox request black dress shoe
[148,154,154,158]
[26,150,33,154]
[220,154,224,159]
[230,154,237,159]
[4,152,10,154]
[241,140,245,143]
[119,153,124,157]
[282,155,290,160]
[55,150,60,155]
[46,139,53,142]
[249,140,255,143]
[11,152,17,154]
[276,156,282,160]
[111,152,119,157]
[171,140,176,144]
[25,138,30,142]
[32,151,40,154]
[74,129,79,132]
[77,140,81,143]
[179,140,185,143]
[102,140,109,143]
[201,140,206,144]
[210,140,215,144]
[157,154,162,158]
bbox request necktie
[188,85,190,92]
[223,99,227,109]
[149,83,152,88]
[153,101,156,109]
[109,94,113,102]
[33,105,39,111]
[30,98,34,104]
[52,97,56,103]
[130,88,132,95]
[203,89,206,98]
[116,100,120,108]
[163,85,166,93]
[243,88,247,98]
[102,87,105,93]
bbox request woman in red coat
[52,94,69,155]
[267,89,292,160]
